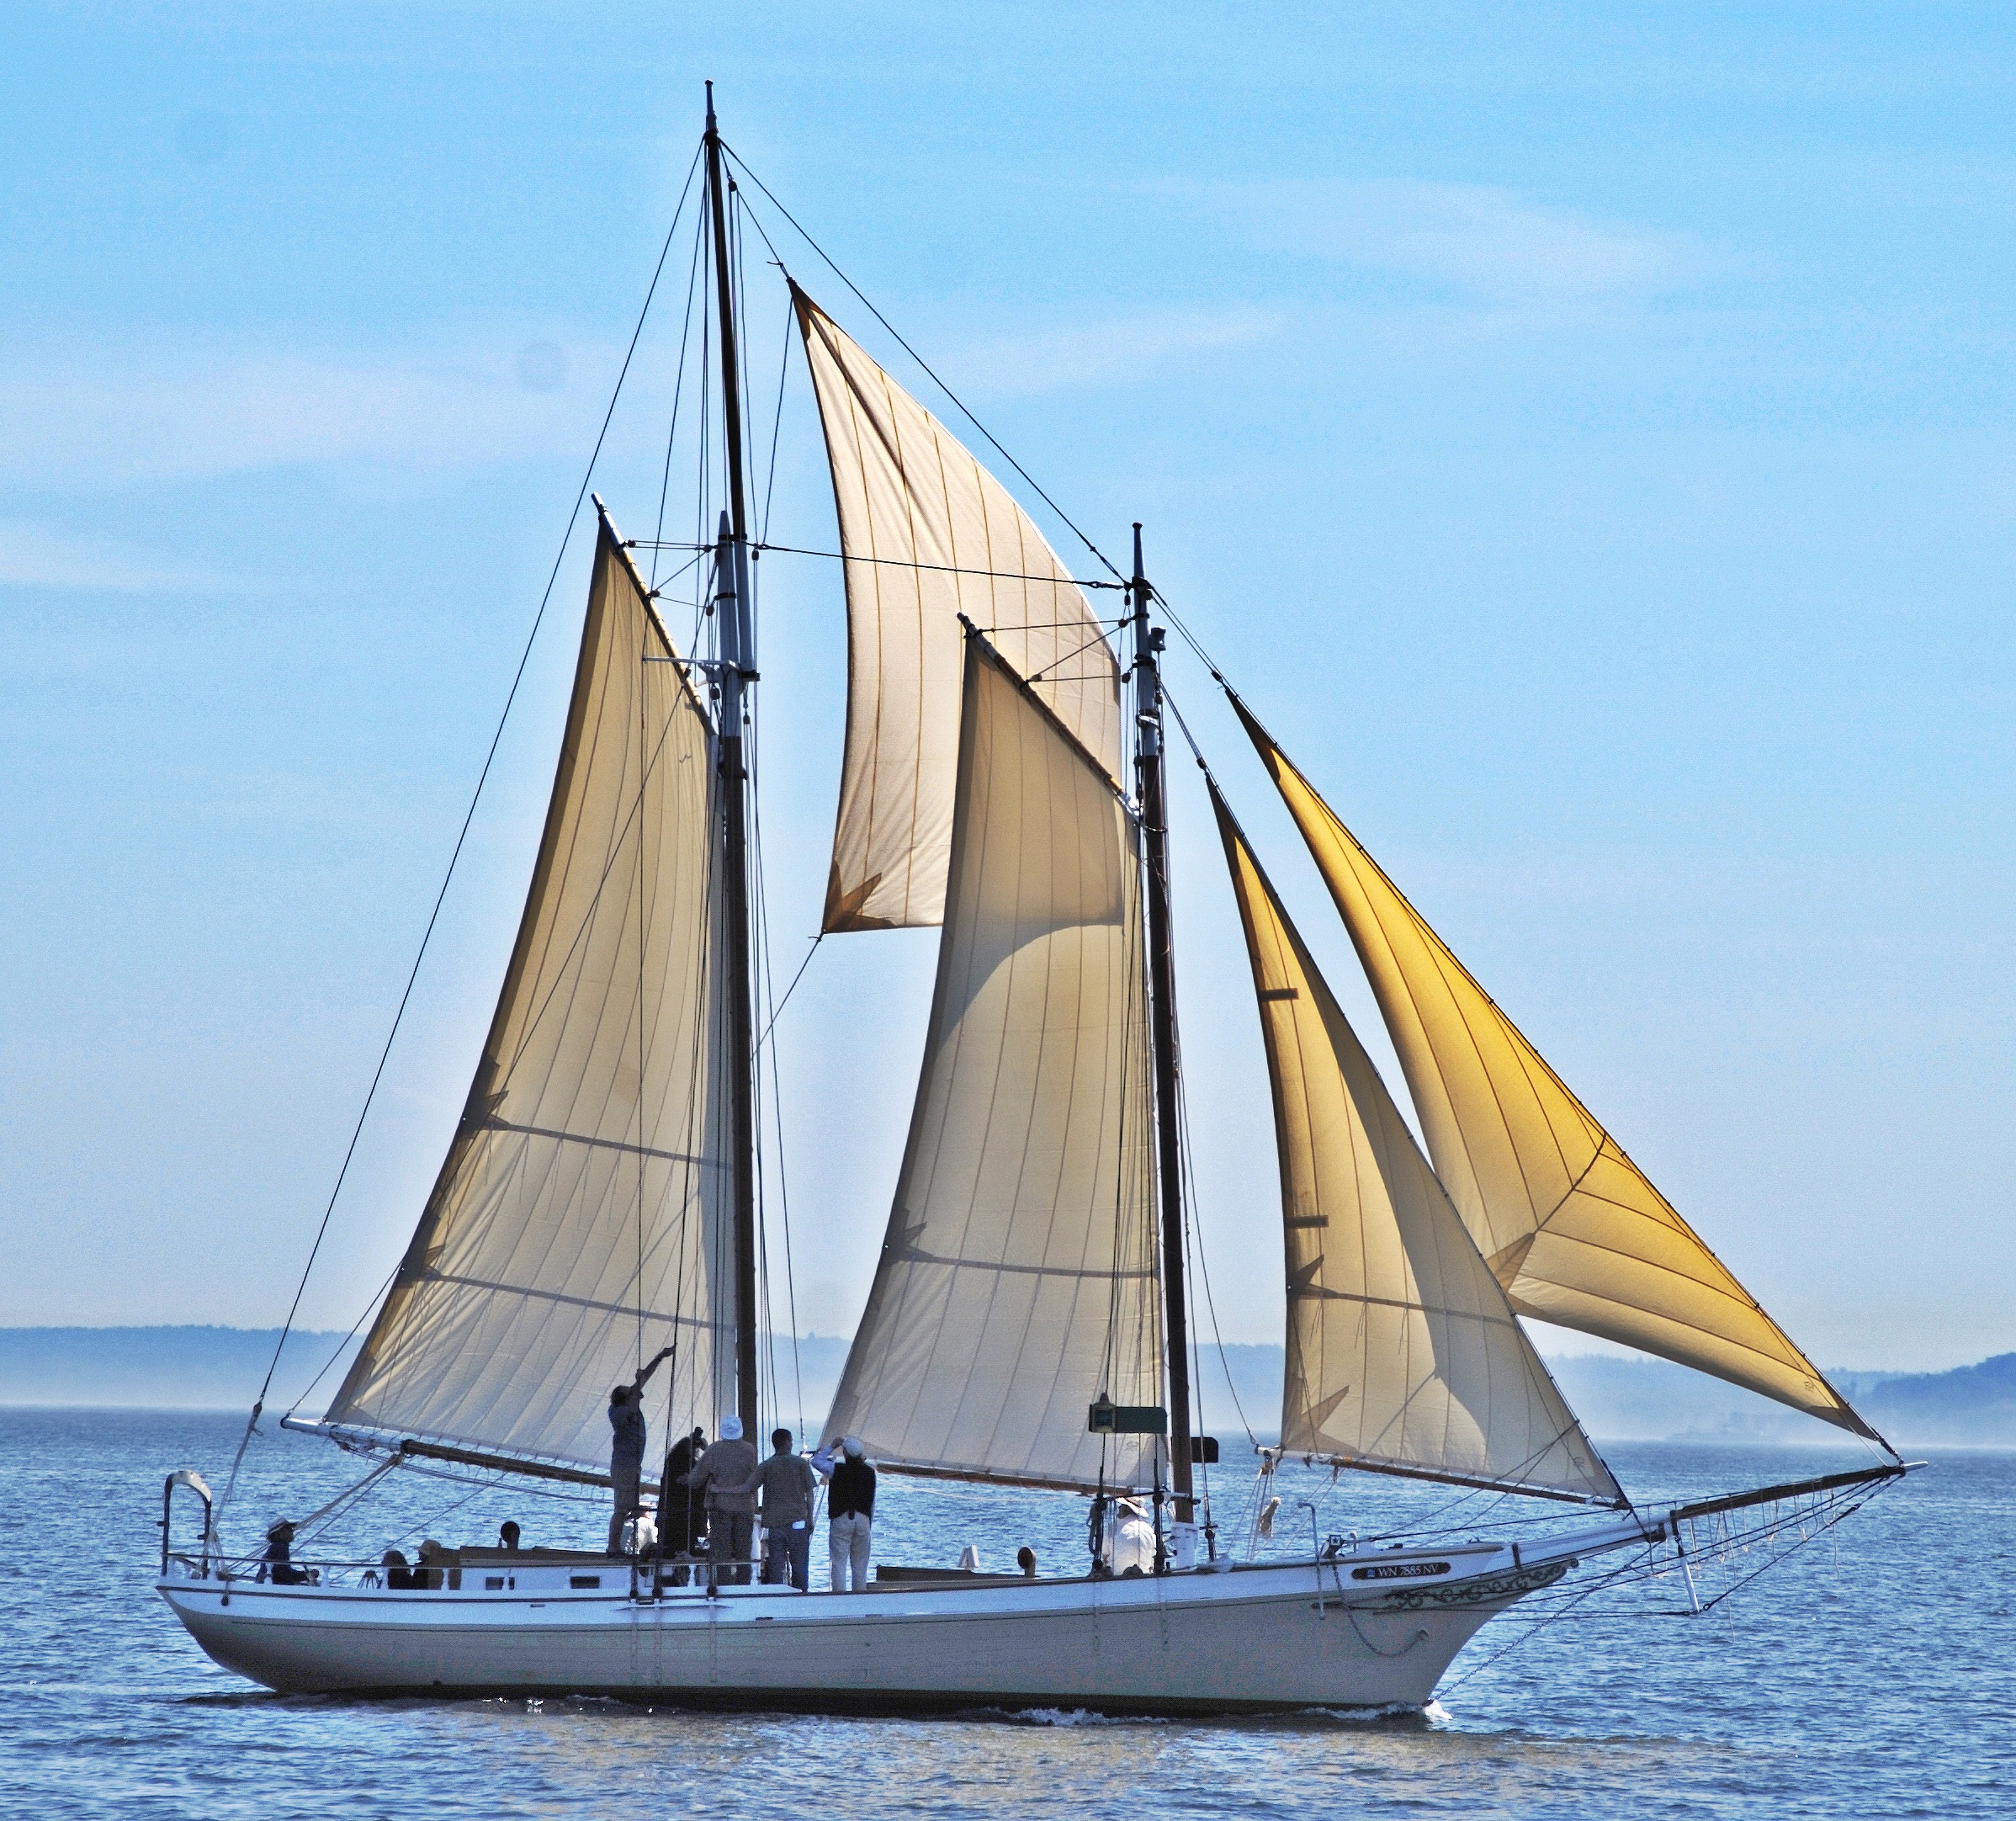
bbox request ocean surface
[3,1408,2008,1819]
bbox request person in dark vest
[606,1346,674,1555]
[659,1425,707,1579]
[821,1436,876,1592]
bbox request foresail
[325,513,735,1473]
[1232,697,1886,1446]
[793,285,1123,932]
[1212,784,1619,1504]
[824,630,1162,1490]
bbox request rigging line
[650,192,711,588]
[716,139,1126,584]
[752,768,806,1442]
[284,1258,400,1418]
[757,933,824,1049]
[216,144,707,1526]
[760,290,793,546]
[1027,623,1127,684]
[629,539,1127,592]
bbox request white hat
[842,1435,865,1458]
[719,1415,744,1441]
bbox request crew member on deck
[682,1415,759,1584]
[733,1429,817,1590]
[606,1346,674,1555]
[816,1436,876,1593]
[660,1425,707,1574]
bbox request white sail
[1233,697,1885,1444]
[324,512,735,1472]
[824,630,1163,1490]
[1213,784,1621,1503]
[793,285,1123,932]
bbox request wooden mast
[1132,524,1195,1528]
[704,84,761,1440]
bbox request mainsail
[1232,697,1885,1444]
[324,512,735,1472]
[824,629,1163,1490]
[793,285,1123,931]
[1213,783,1621,1504]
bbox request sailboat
[155,95,1907,1715]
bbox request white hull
[157,1529,1636,1715]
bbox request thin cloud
[0,335,613,486]
[1233,179,1711,324]
[946,305,1279,401]
[0,519,222,592]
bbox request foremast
[1130,528,1196,1527]
[704,84,761,1438]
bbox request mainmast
[704,84,761,1439]
[1132,526,1195,1526]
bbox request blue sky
[3,3,2009,1373]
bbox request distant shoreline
[3,1326,2011,1447]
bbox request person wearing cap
[681,1415,760,1585]
[259,1518,309,1585]
[605,1345,675,1555]
[729,1429,818,1591]
[820,1436,876,1593]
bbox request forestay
[324,512,736,1472]
[825,631,1162,1490]
[1232,697,1886,1446]
[793,285,1123,932]
[1213,784,1621,1504]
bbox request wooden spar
[703,84,761,1440]
[1132,526,1196,1525]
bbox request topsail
[1232,696,1886,1445]
[324,513,736,1472]
[794,285,1122,932]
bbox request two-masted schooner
[156,95,1908,1714]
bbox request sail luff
[1211,778,1621,1504]
[1228,692,1890,1450]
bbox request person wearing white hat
[681,1413,759,1584]
[819,1436,876,1593]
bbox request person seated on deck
[497,1521,522,1552]
[381,1548,416,1590]
[258,1519,310,1585]
[416,1538,450,1590]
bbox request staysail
[793,285,1123,931]
[323,512,735,1472]
[824,629,1163,1490]
[1213,783,1620,1504]
[1232,697,1885,1443]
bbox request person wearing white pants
[818,1436,876,1592]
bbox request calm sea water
[2,1408,2008,1818]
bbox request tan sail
[1232,697,1885,1443]
[824,630,1162,1490]
[326,512,735,1470]
[794,285,1122,932]
[1213,783,1620,1503]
